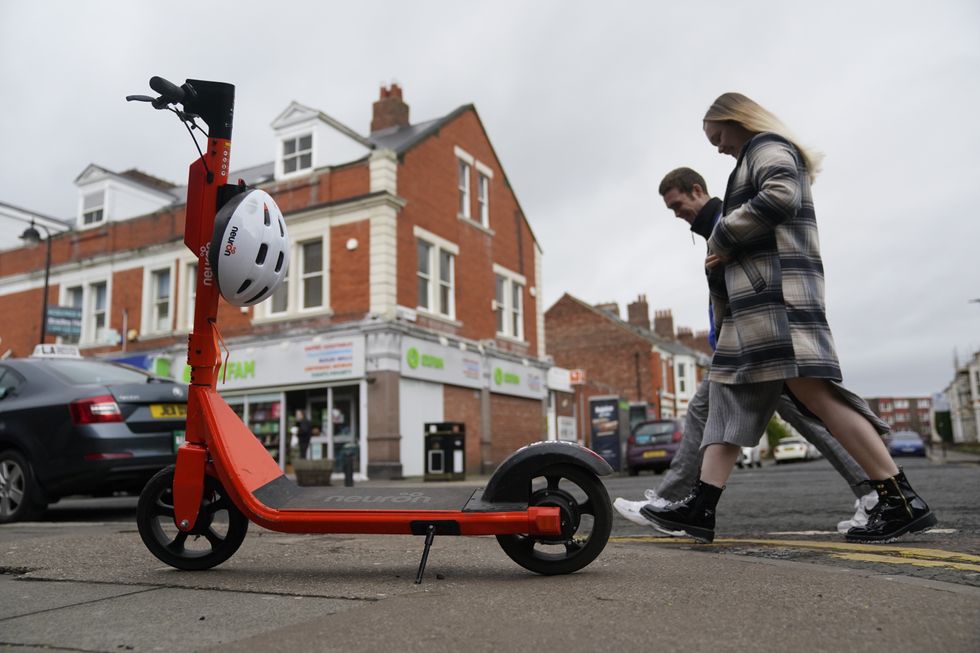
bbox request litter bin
[424,422,465,481]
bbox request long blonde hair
[704,92,823,183]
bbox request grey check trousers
[655,380,871,502]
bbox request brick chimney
[653,309,674,339]
[371,83,410,133]
[627,294,650,330]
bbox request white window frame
[65,279,110,346]
[454,146,474,220]
[81,190,106,226]
[140,264,175,336]
[179,259,197,332]
[475,161,493,229]
[60,285,85,344]
[282,132,313,176]
[253,223,331,323]
[299,237,325,311]
[492,263,525,341]
[414,226,458,320]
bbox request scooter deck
[252,475,527,512]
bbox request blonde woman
[640,93,936,544]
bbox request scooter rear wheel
[137,465,248,571]
[496,464,611,575]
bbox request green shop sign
[406,347,444,371]
[494,367,520,386]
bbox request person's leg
[613,380,709,525]
[776,396,877,532]
[785,378,937,541]
[776,395,869,496]
[700,442,741,487]
[784,378,897,479]
[656,379,710,501]
[640,380,782,542]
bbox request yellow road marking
[609,536,980,570]
[830,553,980,573]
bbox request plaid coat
[706,133,842,384]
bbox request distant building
[945,350,980,443]
[866,396,933,436]
[545,293,708,441]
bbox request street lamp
[19,220,54,344]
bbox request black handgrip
[149,76,185,103]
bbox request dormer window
[283,134,313,175]
[82,191,105,225]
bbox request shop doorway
[285,385,360,473]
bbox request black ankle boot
[845,469,937,543]
[640,480,723,543]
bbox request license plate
[150,404,187,418]
[173,430,186,452]
[643,450,667,459]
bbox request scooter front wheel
[496,464,611,575]
[137,465,248,571]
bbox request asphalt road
[0,455,977,651]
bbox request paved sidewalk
[1,523,978,652]
[927,445,980,465]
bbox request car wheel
[0,450,47,524]
[627,467,638,477]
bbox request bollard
[343,451,354,487]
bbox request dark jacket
[706,133,841,384]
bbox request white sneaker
[614,498,656,526]
[837,490,879,534]
[642,489,671,509]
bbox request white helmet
[209,189,290,306]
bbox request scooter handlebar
[149,76,185,104]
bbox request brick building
[865,396,932,437]
[0,84,560,479]
[545,293,707,443]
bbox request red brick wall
[489,393,544,466]
[329,220,371,320]
[0,288,50,356]
[443,385,483,473]
[396,109,539,355]
[546,295,657,405]
[112,268,144,335]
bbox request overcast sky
[1,1,978,397]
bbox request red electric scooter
[128,77,612,581]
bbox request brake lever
[126,95,155,103]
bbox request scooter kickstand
[414,525,437,584]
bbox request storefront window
[247,394,282,461]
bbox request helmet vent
[279,217,285,237]
[236,279,252,294]
[255,243,268,265]
[275,251,285,273]
[263,203,271,227]
[245,287,270,305]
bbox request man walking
[613,168,879,534]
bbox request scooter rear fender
[482,441,613,503]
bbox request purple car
[626,419,684,476]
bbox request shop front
[398,334,549,476]
[172,333,367,479]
